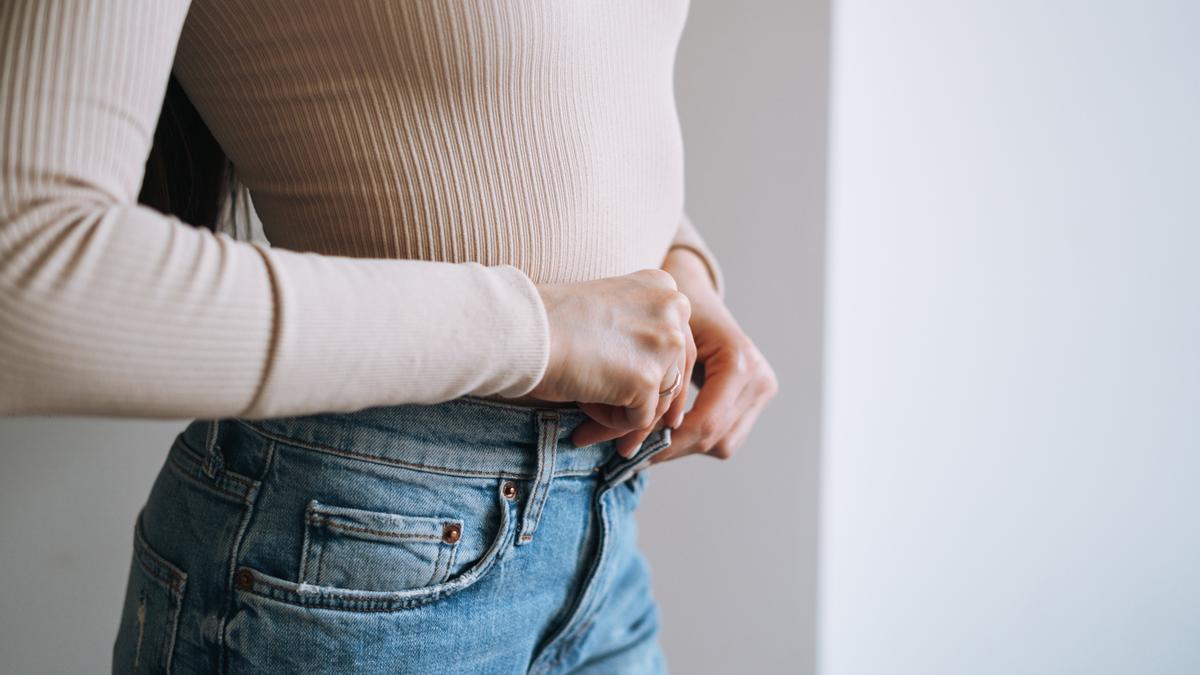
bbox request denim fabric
[112,396,671,674]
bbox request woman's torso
[173,0,689,285]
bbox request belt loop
[516,410,560,545]
[201,418,225,479]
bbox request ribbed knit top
[0,0,723,419]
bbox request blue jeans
[112,397,672,673]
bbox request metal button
[442,522,462,544]
[235,568,254,591]
[502,481,518,500]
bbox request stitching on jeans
[444,541,458,583]
[529,415,559,531]
[306,514,450,542]
[133,520,187,594]
[428,543,445,587]
[458,396,583,415]
[219,438,272,675]
[231,418,605,480]
[317,541,328,587]
[233,420,540,479]
[168,452,251,503]
[541,489,617,672]
[173,433,259,490]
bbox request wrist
[663,247,722,310]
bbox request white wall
[821,2,1200,674]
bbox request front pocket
[113,515,187,673]
[299,500,462,593]
[233,478,516,612]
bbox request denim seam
[317,543,328,587]
[458,395,584,416]
[220,438,274,675]
[428,544,445,587]
[298,514,315,584]
[442,543,458,585]
[172,434,260,500]
[530,487,614,674]
[518,411,559,543]
[530,414,559,533]
[232,418,600,480]
[167,450,254,504]
[133,516,187,595]
[307,516,450,542]
[130,517,186,674]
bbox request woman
[0,1,777,672]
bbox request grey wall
[820,1,1200,674]
[0,418,183,674]
[640,1,826,674]
[0,2,826,673]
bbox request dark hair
[137,74,232,232]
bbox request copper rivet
[502,481,518,500]
[235,568,254,591]
[442,522,462,544]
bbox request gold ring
[658,368,682,397]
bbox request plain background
[821,1,1200,674]
[0,2,824,673]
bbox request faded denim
[112,397,671,673]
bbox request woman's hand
[646,248,778,464]
[529,270,695,450]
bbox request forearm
[0,0,550,419]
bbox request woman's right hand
[530,269,695,454]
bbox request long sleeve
[0,1,549,419]
[668,212,725,298]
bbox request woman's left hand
[645,247,778,464]
[573,247,778,463]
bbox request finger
[665,329,697,429]
[615,425,656,459]
[651,366,750,464]
[572,418,626,447]
[653,364,681,421]
[571,403,641,447]
[705,390,768,460]
[652,379,754,465]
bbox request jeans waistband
[181,396,668,482]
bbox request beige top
[0,0,723,419]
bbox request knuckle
[654,290,677,315]
[709,442,735,460]
[631,406,656,429]
[663,328,685,351]
[619,388,642,409]
[641,268,676,289]
[762,369,780,397]
[669,291,691,319]
[637,369,661,391]
[760,378,778,399]
[729,349,750,376]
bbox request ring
[658,368,682,397]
